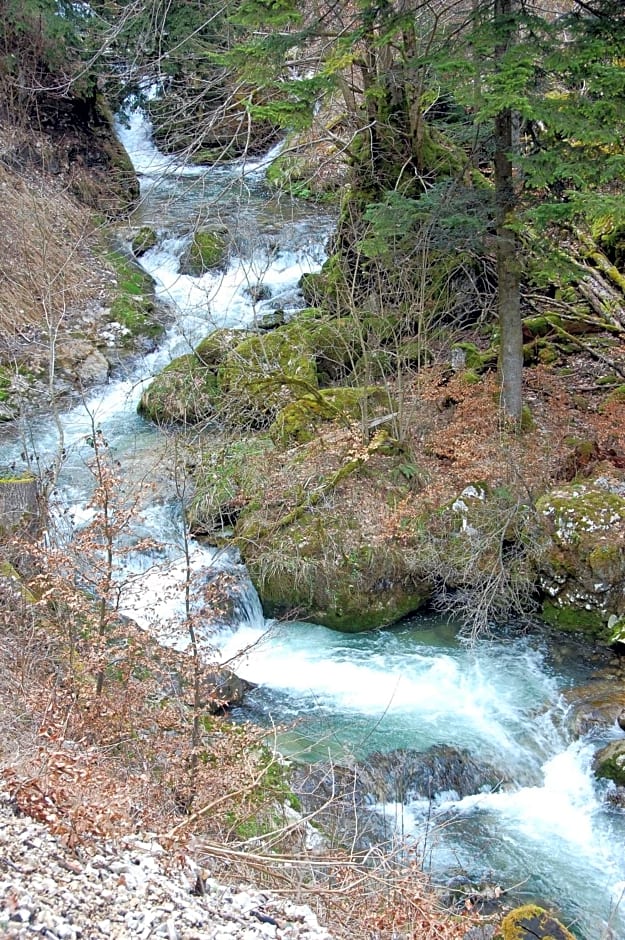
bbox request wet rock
[594,740,625,787]
[138,353,221,425]
[257,309,286,331]
[245,283,272,303]
[606,785,625,808]
[56,338,110,385]
[537,481,625,641]
[131,226,158,257]
[357,746,506,803]
[179,228,228,276]
[291,763,391,851]
[462,925,498,939]
[202,668,255,713]
[499,904,574,939]
[563,679,625,736]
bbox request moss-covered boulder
[242,516,429,632]
[195,329,246,367]
[270,386,394,446]
[106,250,164,348]
[218,325,318,428]
[186,437,271,537]
[180,228,228,276]
[594,740,625,786]
[138,353,220,425]
[305,317,360,382]
[131,226,158,257]
[499,904,574,940]
[226,434,431,631]
[536,482,625,640]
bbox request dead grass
[0,143,112,368]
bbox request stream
[3,105,625,939]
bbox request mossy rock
[243,522,429,632]
[270,386,393,445]
[186,437,272,536]
[138,353,221,425]
[499,904,574,940]
[352,349,395,382]
[302,317,360,381]
[218,326,318,429]
[266,151,313,198]
[537,483,625,639]
[105,250,164,345]
[131,226,158,257]
[451,342,498,374]
[299,271,328,307]
[195,329,247,368]
[594,740,625,787]
[109,295,162,344]
[180,229,228,276]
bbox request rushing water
[3,106,625,939]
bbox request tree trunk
[494,0,523,423]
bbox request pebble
[0,795,333,940]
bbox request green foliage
[0,0,89,90]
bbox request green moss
[299,271,328,307]
[138,353,221,425]
[218,326,318,428]
[0,472,36,484]
[106,250,154,297]
[240,509,430,633]
[195,329,245,367]
[594,741,625,787]
[270,386,393,445]
[180,229,227,276]
[266,151,314,198]
[452,342,498,374]
[186,437,272,534]
[109,295,162,343]
[131,226,157,257]
[599,384,625,412]
[541,599,607,637]
[500,904,575,940]
[104,249,163,344]
[302,317,359,381]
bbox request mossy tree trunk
[494,0,523,423]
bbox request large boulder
[218,325,318,429]
[202,667,255,713]
[179,228,228,276]
[138,353,221,425]
[564,678,625,736]
[239,510,429,632]
[355,746,506,803]
[536,481,625,640]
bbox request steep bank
[0,123,168,422]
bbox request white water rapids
[2,104,625,939]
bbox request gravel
[0,796,333,940]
